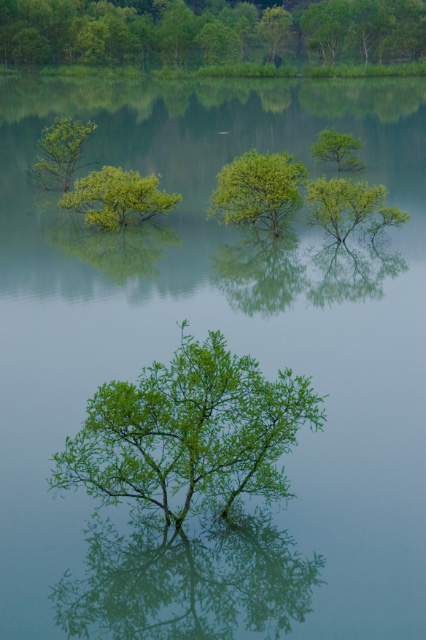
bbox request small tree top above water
[30,117,97,192]
[50,322,326,528]
[209,149,308,236]
[311,128,366,172]
[59,166,182,231]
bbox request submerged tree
[50,512,325,640]
[50,323,326,528]
[30,117,97,192]
[306,177,409,243]
[209,149,308,237]
[311,128,366,172]
[59,166,182,231]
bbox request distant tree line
[1,0,425,68]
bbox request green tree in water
[311,128,366,172]
[59,166,182,231]
[306,177,409,243]
[30,117,97,192]
[50,323,326,528]
[209,149,308,237]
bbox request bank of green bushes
[6,61,426,80]
[39,65,144,79]
[150,61,426,80]
[303,61,426,78]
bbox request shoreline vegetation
[2,60,426,79]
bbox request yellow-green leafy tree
[306,177,409,243]
[59,166,182,231]
[30,117,97,192]
[49,323,326,528]
[311,128,366,172]
[209,149,308,237]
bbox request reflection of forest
[0,77,297,125]
[297,78,426,123]
[51,512,324,640]
[1,76,426,125]
[213,229,408,315]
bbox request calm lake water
[1,76,425,639]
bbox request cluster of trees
[1,0,426,67]
[209,135,409,241]
[30,117,182,228]
[32,119,409,241]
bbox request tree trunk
[175,483,194,528]
[362,33,369,65]
[271,215,280,237]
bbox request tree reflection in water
[212,228,408,315]
[213,228,307,317]
[48,219,181,286]
[307,237,408,308]
[50,512,324,640]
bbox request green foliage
[257,6,293,64]
[195,21,239,65]
[50,324,326,527]
[348,0,388,65]
[209,149,308,236]
[311,128,366,171]
[300,0,351,65]
[158,1,198,69]
[30,117,97,192]
[306,177,409,243]
[367,206,411,237]
[50,512,325,639]
[59,166,182,231]
[193,62,297,77]
[302,61,426,77]
[1,0,426,71]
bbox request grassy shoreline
[2,61,426,80]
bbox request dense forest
[1,0,425,69]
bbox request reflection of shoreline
[213,229,408,316]
[2,76,426,124]
[50,512,325,640]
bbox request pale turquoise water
[0,76,425,639]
